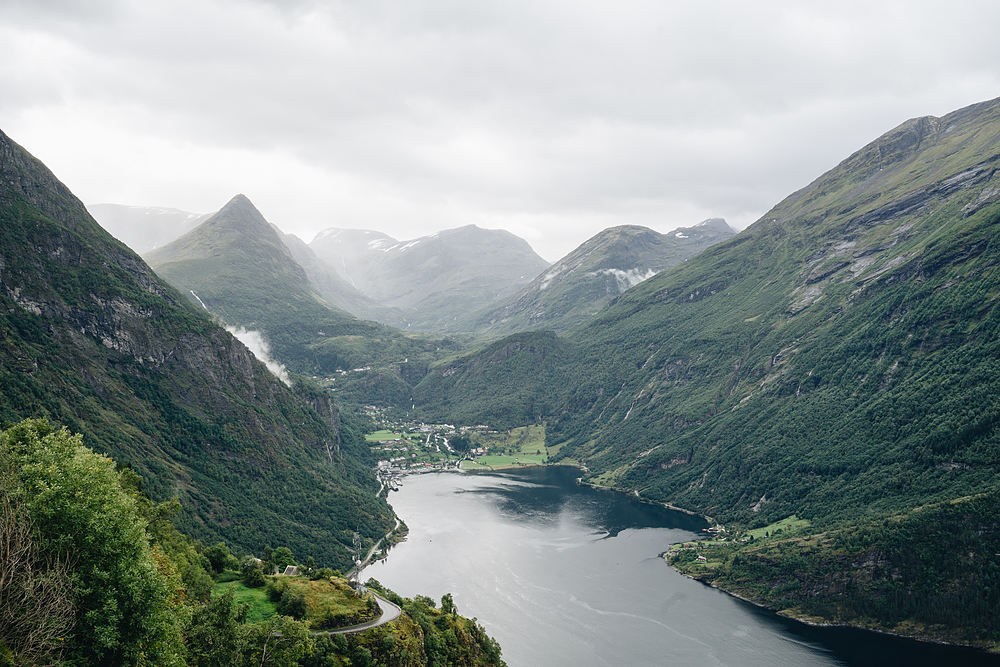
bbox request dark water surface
[366,466,999,667]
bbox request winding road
[322,593,402,635]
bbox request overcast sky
[2,0,1000,261]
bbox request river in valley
[364,466,999,666]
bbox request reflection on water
[369,467,1000,667]
[466,466,707,537]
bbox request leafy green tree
[0,469,74,666]
[235,616,313,667]
[451,435,472,455]
[276,589,307,620]
[272,546,295,573]
[261,546,273,575]
[240,555,265,588]
[2,419,184,666]
[441,593,457,616]
[185,587,248,667]
[204,542,238,574]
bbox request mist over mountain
[273,224,411,328]
[468,219,735,335]
[87,203,213,254]
[310,227,400,288]
[0,130,395,567]
[310,224,551,332]
[144,193,460,406]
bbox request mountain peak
[145,193,288,267]
[209,193,273,236]
[693,218,734,234]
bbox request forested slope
[411,97,1000,644]
[145,194,460,406]
[0,128,394,567]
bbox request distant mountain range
[468,219,735,335]
[91,203,734,337]
[310,224,551,332]
[86,203,213,254]
[14,90,1000,647]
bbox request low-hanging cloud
[3,0,1000,261]
[226,326,292,387]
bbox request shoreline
[661,535,1000,655]
[571,476,999,655]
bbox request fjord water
[367,466,998,667]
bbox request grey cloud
[3,0,1000,262]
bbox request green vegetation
[363,580,506,667]
[412,332,576,428]
[213,581,278,623]
[0,139,397,568]
[669,494,1000,647]
[366,430,405,441]
[0,418,506,666]
[393,99,1000,645]
[1,419,182,665]
[470,222,735,336]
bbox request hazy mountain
[311,224,551,332]
[272,225,411,328]
[0,129,394,567]
[145,194,457,405]
[411,97,1000,643]
[310,227,399,288]
[87,203,213,253]
[469,220,735,335]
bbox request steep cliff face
[0,128,394,567]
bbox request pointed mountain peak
[205,193,273,236]
[144,193,289,266]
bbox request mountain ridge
[467,219,735,335]
[0,128,395,567]
[406,96,1000,644]
[310,223,551,332]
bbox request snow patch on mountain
[368,238,393,250]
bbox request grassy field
[213,580,277,623]
[745,516,811,540]
[365,429,404,441]
[213,576,376,629]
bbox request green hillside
[553,100,1000,522]
[469,220,735,335]
[0,129,394,568]
[410,97,1000,644]
[310,224,551,334]
[144,194,459,405]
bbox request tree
[276,588,307,619]
[451,435,472,455]
[2,419,184,666]
[241,555,265,588]
[272,547,295,574]
[186,588,248,667]
[0,469,74,666]
[204,542,238,574]
[235,616,313,667]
